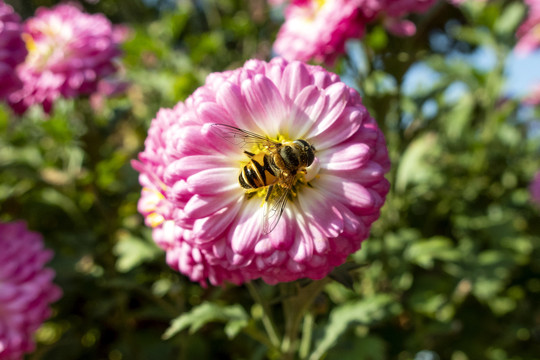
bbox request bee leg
[244,151,255,158]
[265,185,274,202]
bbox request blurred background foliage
[1,0,540,359]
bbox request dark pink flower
[273,0,365,65]
[531,172,540,206]
[272,0,437,64]
[516,0,540,55]
[0,0,27,101]
[7,3,123,114]
[133,58,390,286]
[0,221,61,360]
[358,0,437,37]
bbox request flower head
[0,221,61,360]
[516,0,540,55]
[133,58,390,286]
[0,0,27,100]
[531,171,540,206]
[372,0,437,36]
[7,3,123,114]
[272,0,437,64]
[273,0,365,65]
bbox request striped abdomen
[239,152,279,189]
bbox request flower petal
[184,192,239,219]
[165,155,234,182]
[229,201,263,254]
[216,82,259,131]
[309,106,364,150]
[187,168,240,195]
[192,200,243,242]
[280,61,312,102]
[288,85,327,139]
[297,187,344,238]
[316,174,375,211]
[317,142,372,171]
[241,74,288,136]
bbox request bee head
[295,139,316,167]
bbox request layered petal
[0,1,27,100]
[0,221,61,360]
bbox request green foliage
[164,302,249,340]
[309,294,400,360]
[1,0,539,359]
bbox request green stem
[246,281,281,348]
[280,279,330,360]
[299,311,314,360]
[242,323,280,351]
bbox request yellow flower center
[22,19,72,70]
[141,187,166,228]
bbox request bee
[210,123,316,234]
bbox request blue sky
[401,47,540,102]
[505,51,540,97]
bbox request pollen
[147,212,165,228]
[22,33,36,52]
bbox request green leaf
[163,302,249,340]
[405,236,460,269]
[442,91,474,142]
[494,2,526,36]
[395,132,441,192]
[113,232,162,272]
[309,295,400,360]
[469,250,516,301]
[329,335,387,360]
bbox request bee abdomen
[240,159,267,189]
[239,154,279,190]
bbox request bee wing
[262,176,295,235]
[210,123,279,150]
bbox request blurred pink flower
[7,3,123,114]
[273,0,437,64]
[0,1,27,100]
[516,0,540,54]
[523,83,540,105]
[358,0,437,37]
[133,58,390,286]
[449,0,487,4]
[0,221,61,360]
[273,0,365,65]
[531,172,540,205]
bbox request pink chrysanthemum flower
[0,0,27,101]
[7,3,122,114]
[531,172,540,206]
[358,0,437,37]
[133,58,390,286]
[272,0,438,64]
[516,0,540,54]
[0,221,61,360]
[273,0,365,65]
